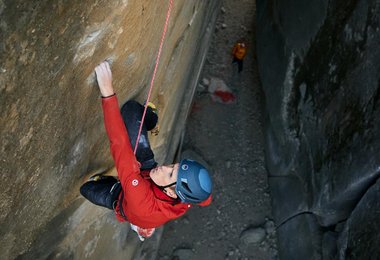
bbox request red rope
[134,0,174,155]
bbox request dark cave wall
[256,0,380,259]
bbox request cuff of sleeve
[101,93,116,99]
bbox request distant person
[80,61,213,241]
[232,39,248,73]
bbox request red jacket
[102,95,211,228]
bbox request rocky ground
[157,1,278,259]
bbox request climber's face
[150,163,179,198]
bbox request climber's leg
[80,175,121,209]
[120,100,158,170]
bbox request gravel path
[157,1,278,259]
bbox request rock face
[0,0,220,259]
[256,0,380,259]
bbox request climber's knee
[121,100,143,115]
[79,178,118,210]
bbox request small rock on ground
[172,248,194,260]
[240,227,266,244]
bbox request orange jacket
[102,95,211,228]
[232,43,247,60]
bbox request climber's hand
[94,61,114,97]
[137,227,155,238]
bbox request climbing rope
[134,0,173,155]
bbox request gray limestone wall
[256,0,380,259]
[0,0,220,259]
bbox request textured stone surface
[257,0,380,258]
[338,179,380,259]
[0,0,219,258]
[276,214,323,260]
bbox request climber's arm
[95,62,141,184]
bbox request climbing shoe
[146,101,158,114]
[146,101,160,136]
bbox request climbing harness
[133,0,173,155]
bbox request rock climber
[80,61,213,241]
[232,38,248,73]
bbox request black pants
[120,100,158,170]
[80,100,158,209]
[80,176,121,209]
[232,57,243,73]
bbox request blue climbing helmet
[175,159,212,204]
